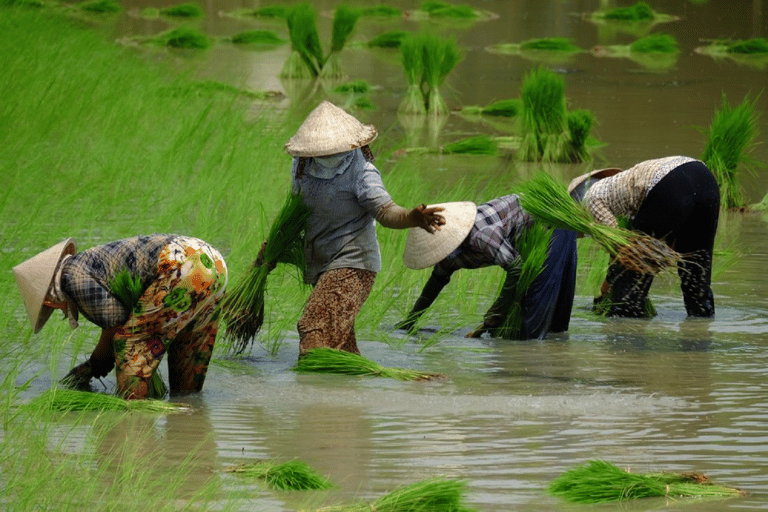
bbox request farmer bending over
[13,235,227,399]
[569,156,719,318]
[395,196,578,339]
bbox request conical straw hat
[402,202,477,270]
[13,238,76,333]
[567,168,623,201]
[284,101,378,157]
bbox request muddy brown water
[31,1,768,510]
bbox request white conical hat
[284,101,378,157]
[402,202,477,270]
[13,238,76,333]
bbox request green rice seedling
[565,108,596,163]
[480,98,522,117]
[294,348,442,381]
[699,93,761,210]
[27,387,186,413]
[225,459,334,490]
[517,67,569,162]
[320,5,361,79]
[220,191,310,354]
[333,80,369,94]
[442,135,497,155]
[230,30,284,46]
[726,38,768,54]
[109,268,144,313]
[280,3,324,79]
[516,172,682,274]
[367,30,409,49]
[494,223,552,339]
[629,33,679,53]
[359,5,402,17]
[248,5,291,18]
[603,2,655,22]
[421,0,476,19]
[520,37,581,52]
[76,0,121,13]
[422,33,462,116]
[313,477,477,511]
[398,32,427,115]
[159,3,203,18]
[549,460,746,503]
[160,27,211,49]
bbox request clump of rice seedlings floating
[332,80,377,110]
[695,38,768,69]
[294,348,442,381]
[223,5,291,21]
[566,108,598,162]
[160,80,283,100]
[227,29,285,46]
[397,32,462,116]
[590,1,675,23]
[517,172,683,275]
[75,0,121,14]
[549,460,746,503]
[442,135,497,155]
[308,477,477,512]
[698,93,762,210]
[367,30,409,49]
[159,2,203,17]
[486,37,582,65]
[280,3,324,79]
[225,459,334,491]
[320,5,361,79]
[493,223,552,339]
[163,26,210,49]
[591,33,679,70]
[359,5,402,18]
[220,191,310,354]
[405,0,498,23]
[26,387,188,413]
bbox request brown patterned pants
[297,268,376,356]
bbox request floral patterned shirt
[60,234,175,328]
[583,156,698,228]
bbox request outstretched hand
[410,204,446,234]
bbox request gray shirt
[292,149,393,285]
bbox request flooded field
[4,1,768,510]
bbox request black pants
[608,161,719,318]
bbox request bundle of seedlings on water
[519,37,581,53]
[320,5,361,79]
[422,33,462,115]
[458,98,522,118]
[225,459,333,491]
[420,0,477,19]
[367,30,409,49]
[76,0,121,14]
[359,5,402,18]
[27,387,185,413]
[494,223,552,339]
[725,37,768,54]
[332,80,370,94]
[517,67,569,162]
[229,30,285,46]
[311,477,477,512]
[440,135,497,155]
[629,33,679,53]
[159,2,203,18]
[600,1,655,22]
[548,460,746,503]
[280,3,324,79]
[294,348,442,381]
[699,93,761,210]
[565,108,597,163]
[517,171,682,274]
[159,27,211,49]
[220,192,311,353]
[398,32,427,115]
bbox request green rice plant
[517,67,569,162]
[727,38,768,54]
[519,37,581,52]
[494,223,552,339]
[159,3,203,18]
[320,5,361,79]
[442,135,497,155]
[225,459,333,490]
[359,5,402,17]
[367,30,408,49]
[565,108,596,163]
[76,0,121,13]
[230,30,285,46]
[109,268,144,313]
[603,1,654,21]
[516,172,682,274]
[26,387,186,413]
[549,460,746,503]
[421,0,476,19]
[629,33,679,53]
[247,5,290,18]
[294,348,442,381]
[699,93,762,210]
[280,3,324,79]
[422,33,462,116]
[314,477,477,511]
[479,98,522,117]
[398,32,427,115]
[333,79,370,94]
[160,27,211,49]
[220,191,310,354]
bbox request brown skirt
[297,267,376,356]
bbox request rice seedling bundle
[162,27,211,49]
[281,3,324,79]
[220,192,310,354]
[517,67,569,162]
[398,33,427,115]
[603,2,654,22]
[360,5,402,18]
[332,80,369,94]
[726,37,768,54]
[421,0,477,19]
[225,459,334,491]
[516,172,682,274]
[367,30,408,49]
[519,37,581,53]
[76,0,121,13]
[320,5,361,79]
[442,135,497,155]
[27,388,185,413]
[109,268,144,314]
[230,30,284,46]
[700,93,761,210]
[565,108,596,163]
[422,33,462,116]
[294,348,442,381]
[549,460,746,503]
[159,3,203,18]
[629,33,678,53]
[480,98,521,117]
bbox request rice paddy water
[3,1,768,511]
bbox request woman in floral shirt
[13,234,227,399]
